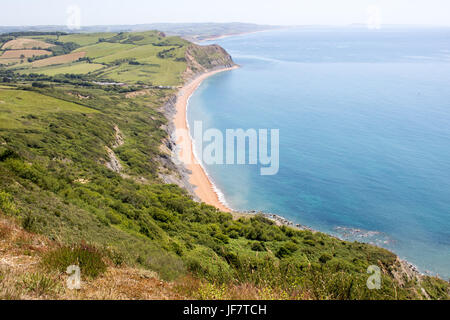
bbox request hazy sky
[1,0,450,26]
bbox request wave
[334,226,395,247]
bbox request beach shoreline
[174,66,239,213]
[171,64,430,280]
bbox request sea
[187,26,450,278]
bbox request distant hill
[0,30,234,86]
[0,23,282,41]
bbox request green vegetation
[0,31,448,300]
[58,33,117,47]
[0,88,97,129]
[2,31,190,86]
[21,62,105,76]
[21,272,61,296]
[42,244,107,279]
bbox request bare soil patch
[0,49,52,59]
[1,38,54,50]
[32,52,86,67]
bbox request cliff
[184,44,236,79]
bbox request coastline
[174,66,239,213]
[169,47,438,280]
[196,27,291,43]
[197,30,271,42]
[172,70,427,278]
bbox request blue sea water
[187,27,450,278]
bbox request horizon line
[1,22,450,28]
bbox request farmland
[31,52,87,67]
[1,31,191,86]
[0,49,52,59]
[1,38,54,50]
[19,61,105,76]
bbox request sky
[1,0,450,27]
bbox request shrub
[319,253,333,264]
[214,233,230,244]
[0,149,19,162]
[22,215,37,233]
[144,249,186,281]
[195,282,228,300]
[22,272,59,296]
[42,244,107,279]
[251,241,266,252]
[184,247,233,283]
[105,248,125,267]
[276,242,298,259]
[228,230,239,239]
[284,242,298,253]
[276,246,291,259]
[0,191,17,215]
[420,276,450,300]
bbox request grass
[96,62,186,86]
[22,62,105,76]
[21,272,60,296]
[31,52,86,68]
[5,31,192,86]
[74,43,136,59]
[58,33,117,46]
[42,244,107,279]
[0,88,98,129]
[0,49,52,59]
[94,44,185,64]
[1,38,54,50]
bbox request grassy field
[74,43,136,59]
[58,33,117,46]
[31,52,86,67]
[0,88,98,129]
[1,38,54,50]
[96,60,186,85]
[0,32,191,85]
[94,44,176,64]
[0,49,52,59]
[19,61,105,76]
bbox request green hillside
[0,31,448,300]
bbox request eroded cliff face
[184,44,235,79]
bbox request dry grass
[174,276,312,300]
[0,215,316,300]
[125,89,153,99]
[0,50,52,59]
[0,215,190,300]
[62,268,185,300]
[2,39,54,50]
[0,59,22,66]
[32,52,86,68]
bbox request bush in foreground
[42,243,107,279]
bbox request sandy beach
[174,66,238,212]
